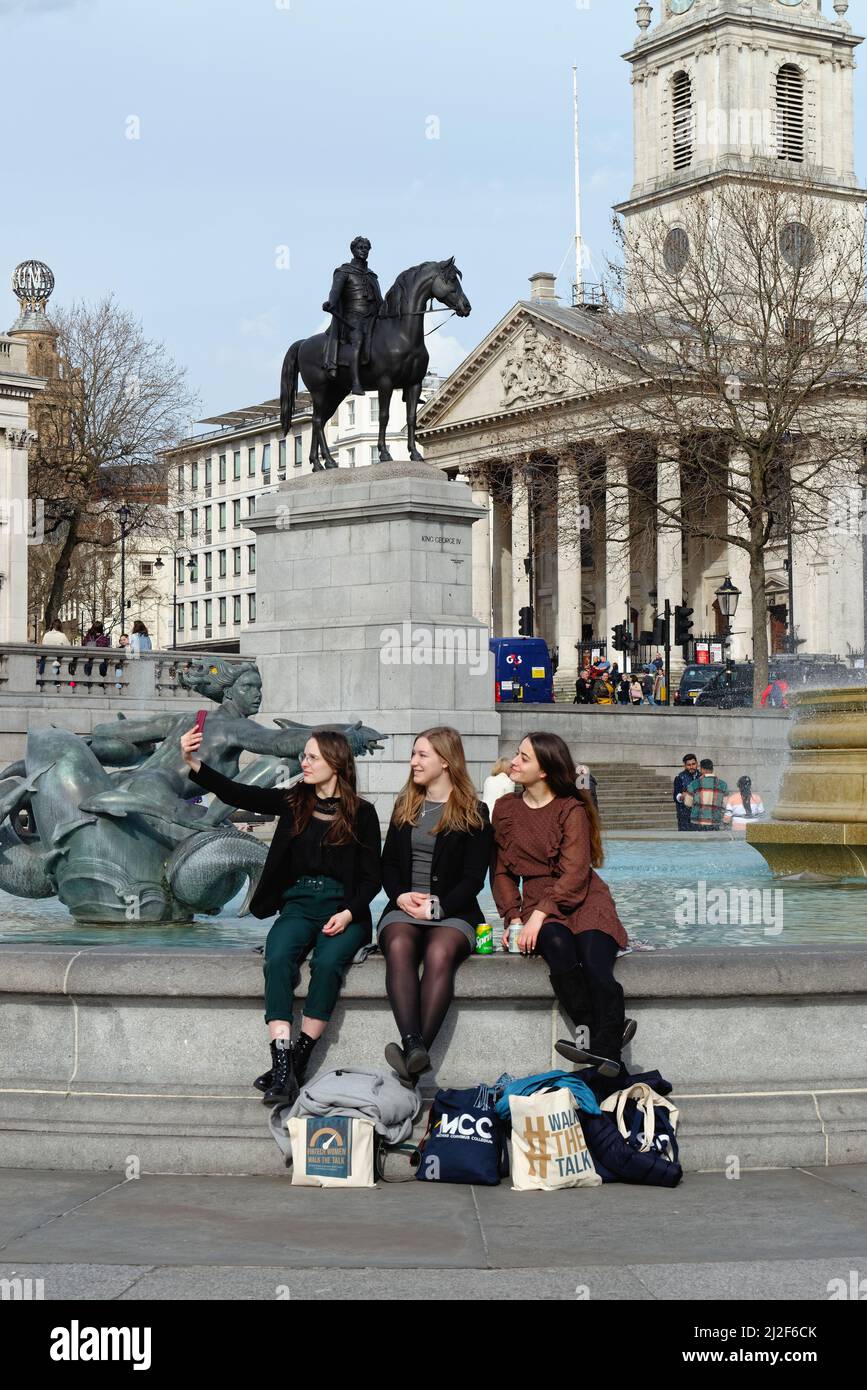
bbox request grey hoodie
[269,1066,422,1161]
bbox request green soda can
[475,922,494,955]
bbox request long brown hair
[286,728,361,846]
[392,726,485,835]
[523,730,603,867]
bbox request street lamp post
[117,504,132,633]
[154,550,194,651]
[715,576,741,686]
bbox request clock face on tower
[670,0,696,13]
[776,0,803,6]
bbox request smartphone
[194,709,208,734]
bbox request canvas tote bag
[508,1088,601,1192]
[601,1083,680,1163]
[288,1114,376,1188]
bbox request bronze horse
[280,258,471,470]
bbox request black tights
[379,921,471,1048]
[535,921,622,1005]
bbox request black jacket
[379,800,493,928]
[188,762,382,930]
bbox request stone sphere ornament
[11,260,55,314]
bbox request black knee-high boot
[549,966,592,1033]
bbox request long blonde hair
[392,726,485,835]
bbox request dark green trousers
[263,876,368,1023]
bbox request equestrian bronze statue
[280,239,471,470]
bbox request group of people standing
[40,619,153,652]
[574,654,666,707]
[179,724,632,1106]
[673,753,765,833]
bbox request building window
[233,594,242,624]
[205,598,212,627]
[233,499,241,527]
[247,495,256,516]
[369,398,379,423]
[204,505,212,535]
[205,552,213,580]
[370,445,378,464]
[279,439,286,472]
[347,400,355,427]
[191,461,199,489]
[262,442,271,473]
[177,557,185,585]
[248,447,256,476]
[233,546,241,576]
[189,556,199,582]
[218,549,227,578]
[204,458,212,487]
[176,604,184,631]
[777,64,805,163]
[248,593,256,623]
[294,435,303,466]
[177,465,184,494]
[672,70,693,171]
[219,596,227,626]
[176,511,184,539]
[139,561,153,578]
[218,453,226,482]
[347,447,355,468]
[663,227,690,276]
[190,601,199,630]
[784,316,813,347]
[190,508,199,535]
[248,544,256,574]
[218,501,227,531]
[233,450,241,480]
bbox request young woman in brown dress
[491,731,635,1074]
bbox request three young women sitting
[180,724,381,1105]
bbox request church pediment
[419,301,633,433]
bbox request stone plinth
[748,686,867,877]
[242,462,500,817]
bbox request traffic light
[518,605,534,637]
[651,616,667,647]
[612,623,626,652]
[674,604,694,646]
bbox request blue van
[490,637,554,703]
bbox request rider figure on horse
[322,236,383,396]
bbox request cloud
[423,317,470,378]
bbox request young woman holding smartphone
[180,723,381,1104]
[378,726,492,1086]
[491,731,635,1075]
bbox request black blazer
[188,762,382,931]
[379,800,492,928]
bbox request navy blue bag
[412,1085,509,1185]
[580,1112,683,1187]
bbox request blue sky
[3,0,864,419]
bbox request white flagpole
[573,63,583,295]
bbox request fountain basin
[748,686,867,877]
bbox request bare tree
[580,168,867,699]
[30,295,197,629]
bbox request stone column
[727,446,754,661]
[0,430,31,643]
[491,486,511,637]
[511,466,531,634]
[555,459,582,693]
[656,441,684,672]
[604,445,629,650]
[469,475,492,629]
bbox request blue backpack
[412,1085,509,1185]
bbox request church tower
[617,1,865,252]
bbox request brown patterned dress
[491,794,628,951]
